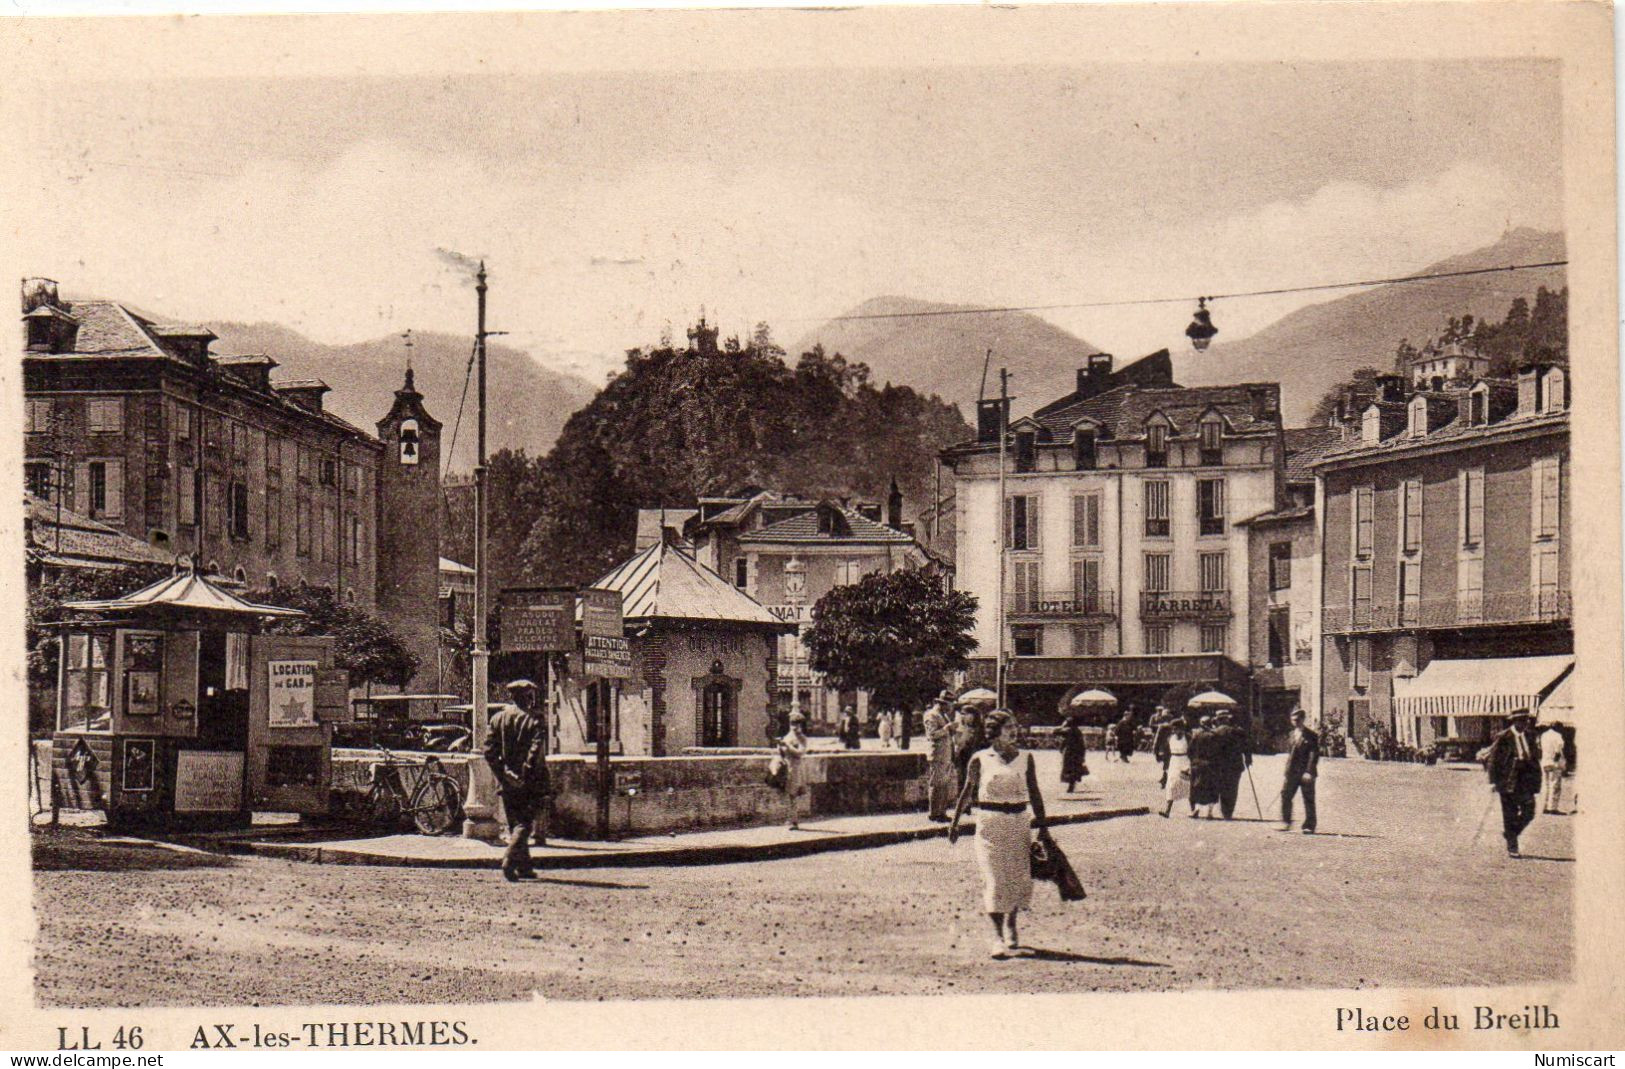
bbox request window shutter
[74,462,91,516]
[1403,480,1422,553]
[1029,495,1041,551]
[102,459,123,520]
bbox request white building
[940,351,1286,724]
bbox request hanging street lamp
[1186,297,1218,352]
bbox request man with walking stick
[1210,709,1252,820]
[1487,708,1543,858]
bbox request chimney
[1248,385,1278,422]
[976,398,1010,443]
[274,379,331,413]
[1374,374,1406,404]
[887,477,904,529]
[1076,352,1114,398]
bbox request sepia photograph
[1,1,1620,1052]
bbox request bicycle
[360,747,464,835]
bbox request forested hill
[459,329,971,589]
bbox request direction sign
[580,587,624,640]
[499,587,577,652]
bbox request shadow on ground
[31,829,235,872]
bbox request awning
[1538,671,1574,725]
[1393,655,1573,719]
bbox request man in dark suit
[1279,708,1319,834]
[1209,709,1252,819]
[1487,708,1543,857]
[483,680,549,881]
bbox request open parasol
[956,687,998,706]
[1186,690,1238,709]
[1069,688,1119,708]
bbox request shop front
[52,569,346,830]
[1392,654,1574,750]
[967,653,1253,728]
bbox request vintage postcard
[1,0,1619,1052]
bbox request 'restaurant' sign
[499,587,577,652]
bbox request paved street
[34,755,1572,1006]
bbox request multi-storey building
[1237,427,1335,741]
[1314,363,1571,748]
[941,351,1281,723]
[21,278,444,687]
[676,486,938,729]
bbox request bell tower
[375,364,443,690]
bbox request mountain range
[793,228,1566,427]
[204,322,599,470]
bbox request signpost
[499,588,577,653]
[580,587,625,839]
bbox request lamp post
[784,555,806,730]
[462,262,502,842]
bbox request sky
[15,58,1563,385]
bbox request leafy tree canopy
[246,584,420,689]
[803,569,977,714]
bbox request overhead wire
[444,338,478,476]
[818,259,1570,324]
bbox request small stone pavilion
[552,537,792,756]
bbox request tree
[26,563,172,697]
[246,584,420,689]
[803,569,978,715]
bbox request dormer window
[1407,396,1428,439]
[1198,417,1223,465]
[1542,367,1567,413]
[1145,422,1169,468]
[1014,431,1036,473]
[1361,406,1381,443]
[1073,428,1096,471]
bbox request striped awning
[1393,656,1573,719]
[1538,671,1574,724]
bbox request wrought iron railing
[1322,589,1571,633]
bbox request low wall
[332,747,928,839]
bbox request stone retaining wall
[332,747,928,838]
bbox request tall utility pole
[462,262,501,841]
[995,366,1009,708]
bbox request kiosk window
[62,633,113,732]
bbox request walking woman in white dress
[1160,715,1193,818]
[949,709,1051,958]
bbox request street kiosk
[51,567,348,831]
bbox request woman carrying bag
[949,709,1050,958]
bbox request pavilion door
[194,631,249,751]
[701,683,735,747]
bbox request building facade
[680,488,936,730]
[1315,364,1571,748]
[941,351,1284,723]
[22,278,444,688]
[550,538,790,757]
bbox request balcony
[1007,590,1117,620]
[1322,589,1572,634]
[1140,590,1232,621]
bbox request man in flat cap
[483,679,548,881]
[1487,708,1543,857]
